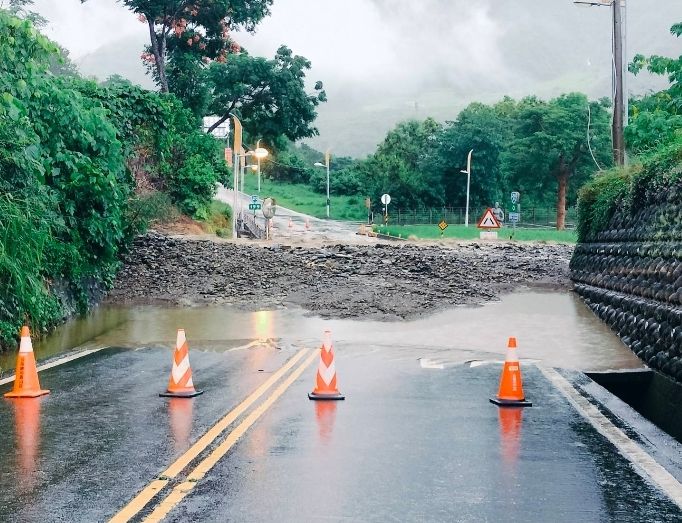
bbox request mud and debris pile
[571,189,682,384]
[108,233,573,320]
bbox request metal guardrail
[388,207,577,229]
[237,212,264,239]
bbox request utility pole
[612,0,625,166]
[574,0,627,165]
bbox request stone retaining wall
[570,192,682,383]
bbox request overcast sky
[31,0,682,156]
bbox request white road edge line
[419,358,444,370]
[539,365,682,509]
[0,348,106,386]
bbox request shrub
[576,138,682,242]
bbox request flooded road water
[1,288,678,523]
[1,288,642,375]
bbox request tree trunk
[556,170,568,230]
[148,19,169,93]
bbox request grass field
[375,224,577,243]
[242,176,368,221]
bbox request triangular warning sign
[477,208,501,229]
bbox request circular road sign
[381,194,391,205]
[262,197,277,219]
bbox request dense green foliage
[577,138,682,242]
[265,93,611,229]
[0,11,226,348]
[203,47,326,146]
[627,23,682,155]
[577,20,682,242]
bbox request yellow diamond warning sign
[477,208,501,229]
[438,220,448,231]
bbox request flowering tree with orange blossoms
[94,1,273,92]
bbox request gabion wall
[570,194,682,384]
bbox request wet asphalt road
[216,186,364,242]
[165,354,681,523]
[0,342,291,522]
[0,299,681,522]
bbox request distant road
[215,185,370,243]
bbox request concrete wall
[570,190,682,384]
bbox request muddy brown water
[0,289,642,376]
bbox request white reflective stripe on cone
[318,361,336,385]
[19,336,33,353]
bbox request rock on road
[108,232,574,319]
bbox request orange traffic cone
[308,330,345,400]
[4,327,49,398]
[489,337,532,407]
[160,329,203,398]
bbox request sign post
[262,197,277,240]
[248,195,262,213]
[509,191,521,239]
[477,208,502,240]
[381,194,391,226]
[438,219,448,239]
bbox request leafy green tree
[203,46,326,146]
[628,22,682,154]
[0,11,128,343]
[0,10,228,347]
[48,44,80,77]
[261,148,313,185]
[109,0,273,92]
[0,0,46,26]
[74,78,228,217]
[428,102,509,209]
[363,118,444,209]
[502,93,612,229]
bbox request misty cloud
[28,0,682,156]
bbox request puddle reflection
[15,291,645,374]
[167,398,194,452]
[11,398,43,492]
[315,401,338,445]
[252,310,275,342]
[498,407,523,470]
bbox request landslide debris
[108,233,574,320]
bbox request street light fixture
[574,0,627,165]
[460,149,473,227]
[314,149,331,218]
[253,139,268,193]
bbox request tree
[628,22,682,155]
[502,94,612,229]
[363,118,444,209]
[428,103,510,209]
[110,0,273,92]
[0,0,46,26]
[48,44,80,77]
[203,46,326,147]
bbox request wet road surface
[0,291,679,522]
[168,361,681,523]
[216,186,365,242]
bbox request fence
[386,207,577,229]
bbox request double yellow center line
[110,347,318,523]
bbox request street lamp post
[574,0,627,165]
[230,114,243,238]
[314,149,331,218]
[460,149,473,227]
